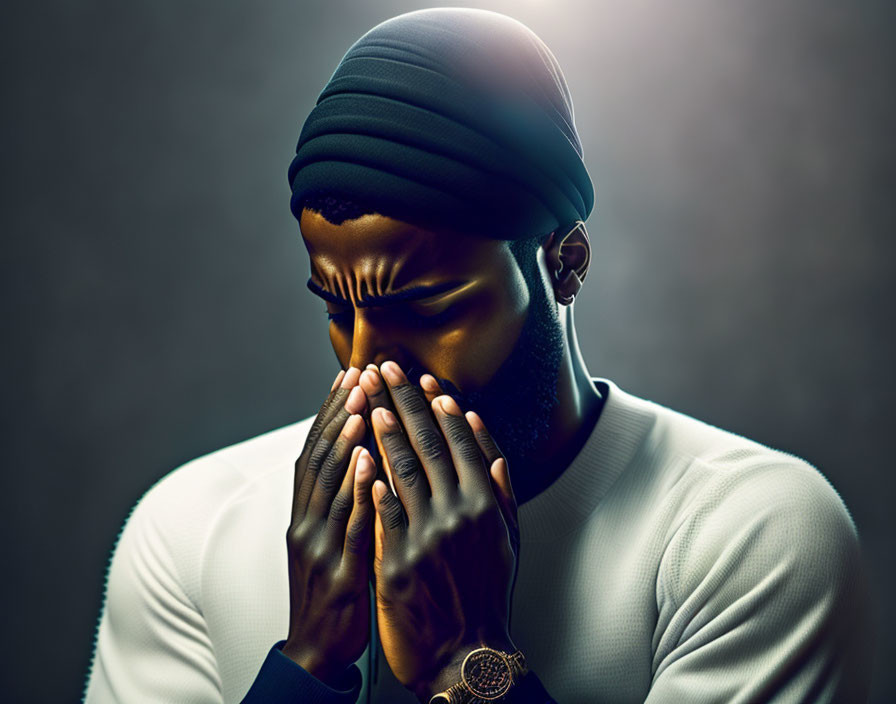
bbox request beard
[408,273,566,476]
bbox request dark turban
[287,7,594,240]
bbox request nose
[347,311,411,371]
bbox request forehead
[299,209,508,287]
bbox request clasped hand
[283,362,520,702]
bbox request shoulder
[114,415,316,600]
[603,382,856,536]
[134,414,315,525]
[656,430,862,619]
[602,382,860,600]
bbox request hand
[281,367,378,687]
[364,362,520,701]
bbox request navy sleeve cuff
[503,669,557,704]
[241,640,362,704]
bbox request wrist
[280,642,352,690]
[421,637,517,702]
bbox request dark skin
[282,210,603,698]
[367,363,519,701]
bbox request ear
[542,221,591,306]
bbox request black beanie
[287,7,594,239]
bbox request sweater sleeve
[502,670,557,703]
[83,479,224,702]
[83,452,360,704]
[647,460,873,704]
[241,641,362,703]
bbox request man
[84,8,872,703]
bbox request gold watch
[428,646,529,704]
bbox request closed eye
[324,304,456,328]
[325,307,354,326]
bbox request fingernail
[373,480,388,501]
[380,361,402,386]
[341,366,361,389]
[465,410,484,432]
[420,374,440,392]
[360,369,382,393]
[345,385,366,414]
[366,363,378,372]
[331,369,346,391]
[374,407,397,429]
[437,395,461,415]
[343,414,364,435]
[356,450,373,480]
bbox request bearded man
[84,8,871,704]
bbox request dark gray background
[3,1,894,701]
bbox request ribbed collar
[517,379,657,543]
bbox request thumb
[489,458,519,550]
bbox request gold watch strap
[507,650,529,682]
[428,649,529,704]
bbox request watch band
[429,647,529,704]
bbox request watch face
[461,649,513,700]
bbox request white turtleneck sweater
[83,379,871,703]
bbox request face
[300,208,565,470]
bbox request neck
[513,303,604,505]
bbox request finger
[340,448,377,575]
[489,458,519,548]
[419,374,444,405]
[432,395,492,497]
[307,367,361,451]
[466,410,517,538]
[359,368,395,418]
[464,410,505,467]
[326,444,363,537]
[294,367,360,502]
[331,368,346,392]
[359,369,396,475]
[294,384,366,517]
[380,361,456,497]
[307,414,366,519]
[371,406,429,524]
[372,477,406,545]
[373,491,385,574]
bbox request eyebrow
[306,278,463,308]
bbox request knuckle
[391,383,427,415]
[391,452,420,484]
[382,561,410,592]
[316,466,342,496]
[441,513,463,535]
[413,427,444,460]
[286,523,317,564]
[404,544,425,569]
[322,408,349,439]
[328,492,352,524]
[319,441,344,473]
[457,441,481,467]
[344,522,369,555]
[286,522,311,550]
[420,523,439,548]
[307,541,336,572]
[474,429,497,453]
[382,494,406,531]
[441,414,471,446]
[308,437,332,470]
[468,496,493,519]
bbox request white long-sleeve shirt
[84,379,872,703]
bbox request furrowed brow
[306,278,349,305]
[306,278,461,308]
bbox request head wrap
[287,7,594,239]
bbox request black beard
[408,275,565,476]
